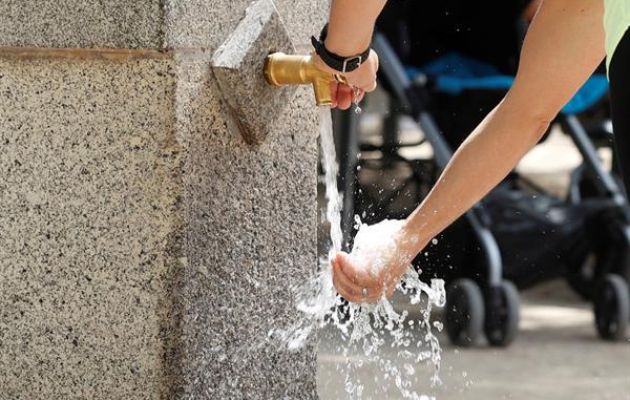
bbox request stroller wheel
[445,279,485,347]
[566,252,599,300]
[594,274,630,341]
[484,281,520,347]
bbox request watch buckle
[342,55,362,73]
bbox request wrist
[399,218,430,259]
[326,9,378,57]
[312,24,371,74]
[324,37,371,58]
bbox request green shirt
[604,0,630,70]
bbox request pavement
[317,280,630,400]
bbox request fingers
[347,50,379,93]
[332,267,360,302]
[331,50,378,109]
[336,84,353,110]
[336,252,372,287]
[350,76,376,93]
[348,72,376,93]
[330,251,406,304]
[384,277,398,299]
[355,89,366,103]
[322,49,378,110]
[334,272,378,304]
[331,84,365,110]
[328,82,338,108]
[332,254,359,299]
[332,253,383,304]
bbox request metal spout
[264,52,346,106]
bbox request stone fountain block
[0,56,181,400]
[0,0,326,398]
[211,0,297,145]
[0,0,164,48]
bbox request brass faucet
[264,53,347,106]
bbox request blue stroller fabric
[405,52,609,115]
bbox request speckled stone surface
[0,0,329,52]
[0,0,326,398]
[163,0,252,50]
[0,0,164,49]
[164,0,328,52]
[173,57,320,400]
[212,0,296,144]
[275,0,330,51]
[176,2,323,396]
[0,58,181,399]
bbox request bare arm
[523,0,543,22]
[403,0,605,255]
[314,1,387,109]
[325,0,387,56]
[333,0,606,303]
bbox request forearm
[402,0,605,257]
[326,0,387,56]
[404,99,548,254]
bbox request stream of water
[272,107,445,399]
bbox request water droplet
[351,86,363,115]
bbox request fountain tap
[264,53,347,106]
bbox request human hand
[331,251,403,304]
[313,49,379,110]
[331,227,424,304]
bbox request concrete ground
[317,280,630,400]
[316,109,630,399]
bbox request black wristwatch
[311,24,371,73]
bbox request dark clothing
[378,0,530,74]
[609,29,630,192]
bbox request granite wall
[0,1,326,398]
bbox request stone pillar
[0,1,325,398]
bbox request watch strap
[311,25,370,73]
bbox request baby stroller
[334,17,630,346]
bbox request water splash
[319,106,343,254]
[352,86,363,114]
[271,107,445,399]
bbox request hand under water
[331,224,426,304]
[313,49,379,110]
